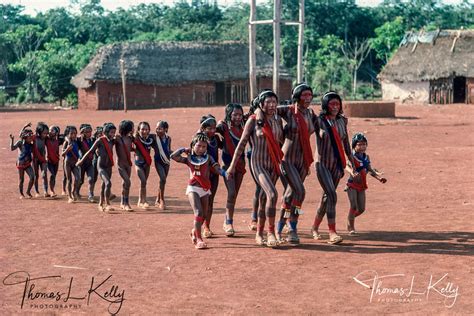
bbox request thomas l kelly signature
[353,270,460,308]
[3,271,125,315]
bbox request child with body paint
[10,124,35,199]
[115,120,134,211]
[61,126,73,196]
[62,126,81,203]
[32,122,49,197]
[245,96,264,231]
[227,90,284,247]
[170,132,227,249]
[276,83,316,245]
[133,121,155,209]
[77,123,117,212]
[78,124,96,202]
[345,132,387,235]
[45,125,63,197]
[311,91,356,245]
[153,121,172,210]
[199,115,222,238]
[217,103,246,237]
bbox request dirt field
[0,104,473,315]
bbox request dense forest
[0,0,473,106]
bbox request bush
[65,92,78,108]
[0,90,6,106]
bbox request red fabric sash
[100,136,114,167]
[326,116,346,170]
[32,136,47,164]
[82,139,94,160]
[133,138,152,166]
[224,123,246,174]
[188,161,211,190]
[46,139,60,164]
[260,117,283,176]
[16,161,32,170]
[293,106,314,170]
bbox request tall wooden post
[273,0,281,95]
[249,0,257,100]
[119,59,127,112]
[297,0,305,83]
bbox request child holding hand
[345,132,387,236]
[171,132,227,250]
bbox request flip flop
[195,240,208,249]
[255,234,266,246]
[266,233,279,248]
[248,221,258,231]
[311,229,323,240]
[348,230,359,237]
[328,234,343,245]
[223,223,235,237]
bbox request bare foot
[50,191,57,198]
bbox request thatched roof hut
[379,29,474,104]
[72,41,292,110]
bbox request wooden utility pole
[119,59,127,112]
[297,0,304,83]
[249,0,257,100]
[249,0,305,100]
[273,0,281,95]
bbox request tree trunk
[353,69,357,98]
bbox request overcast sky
[1,0,467,16]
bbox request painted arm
[76,138,100,166]
[210,156,227,177]
[342,118,356,169]
[367,156,387,183]
[170,147,190,164]
[18,122,31,137]
[277,105,290,120]
[10,136,21,151]
[61,139,71,157]
[227,117,254,175]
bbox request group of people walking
[10,83,386,250]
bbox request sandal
[266,233,279,248]
[255,233,266,246]
[328,234,343,245]
[223,223,235,237]
[348,230,359,237]
[190,229,207,249]
[347,223,359,236]
[311,228,323,240]
[276,232,286,244]
[195,240,207,249]
[248,221,258,231]
[202,228,213,238]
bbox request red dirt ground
[0,104,473,315]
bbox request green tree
[306,35,351,96]
[5,24,50,102]
[370,16,405,64]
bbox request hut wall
[257,77,292,101]
[79,78,294,110]
[468,78,474,104]
[382,80,429,103]
[95,81,215,110]
[78,84,98,110]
